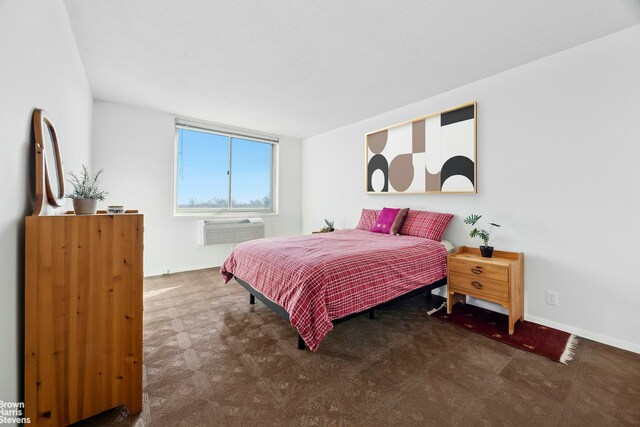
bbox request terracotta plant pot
[479,246,494,258]
[73,198,98,215]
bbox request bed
[221,227,451,351]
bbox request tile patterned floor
[74,268,640,426]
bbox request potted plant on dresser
[66,165,108,215]
[464,214,501,257]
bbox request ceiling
[64,0,640,139]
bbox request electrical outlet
[546,291,559,306]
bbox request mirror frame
[32,109,65,215]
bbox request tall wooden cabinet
[25,213,143,426]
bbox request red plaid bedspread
[220,229,448,351]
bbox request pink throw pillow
[370,207,408,235]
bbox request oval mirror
[32,109,65,214]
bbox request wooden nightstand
[447,246,524,334]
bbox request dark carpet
[73,268,640,426]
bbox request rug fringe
[560,334,579,365]
[427,302,446,316]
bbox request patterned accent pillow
[355,209,380,230]
[399,210,454,241]
[390,208,409,235]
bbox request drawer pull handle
[471,268,482,274]
[471,281,483,289]
[475,266,483,269]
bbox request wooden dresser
[25,213,143,426]
[447,246,524,334]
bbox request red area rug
[429,302,578,364]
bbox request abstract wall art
[366,101,477,194]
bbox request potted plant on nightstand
[464,214,501,258]
[66,165,108,215]
[321,219,335,233]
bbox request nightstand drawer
[449,257,509,282]
[449,272,509,300]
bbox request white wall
[0,0,93,408]
[302,25,640,353]
[92,101,303,277]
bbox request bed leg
[249,294,255,305]
[426,291,433,304]
[367,310,374,320]
[297,334,305,350]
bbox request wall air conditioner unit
[199,218,265,245]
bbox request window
[175,122,277,214]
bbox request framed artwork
[365,101,477,194]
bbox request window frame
[173,119,279,217]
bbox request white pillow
[441,240,455,254]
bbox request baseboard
[144,264,220,278]
[524,314,640,355]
